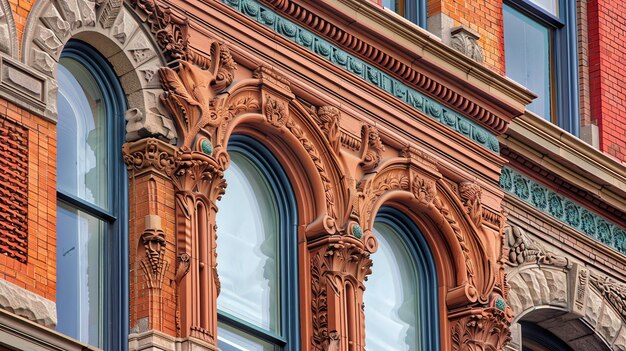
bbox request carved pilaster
[309,237,372,351]
[124,138,177,335]
[169,149,225,344]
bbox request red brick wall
[428,0,505,74]
[0,99,56,301]
[588,0,626,161]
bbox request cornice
[500,111,626,209]
[260,0,535,130]
[220,0,501,153]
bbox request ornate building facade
[0,0,623,350]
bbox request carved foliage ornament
[450,26,484,63]
[130,0,188,62]
[589,272,626,320]
[159,50,236,150]
[452,308,511,351]
[459,181,483,227]
[504,225,569,268]
[310,241,372,351]
[314,105,341,152]
[359,124,385,173]
[122,138,177,175]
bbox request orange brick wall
[588,0,626,162]
[128,172,178,336]
[428,0,505,73]
[8,0,36,52]
[0,98,56,301]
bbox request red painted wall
[588,0,626,161]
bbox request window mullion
[57,190,116,222]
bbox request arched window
[364,207,439,350]
[216,135,299,351]
[55,40,128,349]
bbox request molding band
[221,0,500,153]
[500,166,626,255]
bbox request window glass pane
[57,57,108,209]
[382,0,397,12]
[504,5,552,120]
[364,222,419,351]
[217,323,277,351]
[528,0,558,16]
[56,201,104,347]
[217,152,280,333]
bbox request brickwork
[0,98,56,302]
[428,0,504,73]
[0,117,28,263]
[8,0,35,51]
[588,0,626,161]
[578,0,592,127]
[128,170,177,336]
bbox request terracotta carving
[451,307,512,351]
[315,105,341,152]
[459,181,484,227]
[359,124,385,173]
[309,238,372,351]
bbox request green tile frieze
[500,167,626,254]
[223,0,500,153]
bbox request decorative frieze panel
[0,56,50,119]
[221,0,501,153]
[0,117,28,263]
[500,167,626,255]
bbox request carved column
[169,149,225,345]
[309,231,372,351]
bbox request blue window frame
[55,40,128,350]
[216,135,299,351]
[504,0,580,136]
[382,0,426,27]
[364,207,439,351]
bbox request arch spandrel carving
[354,155,499,307]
